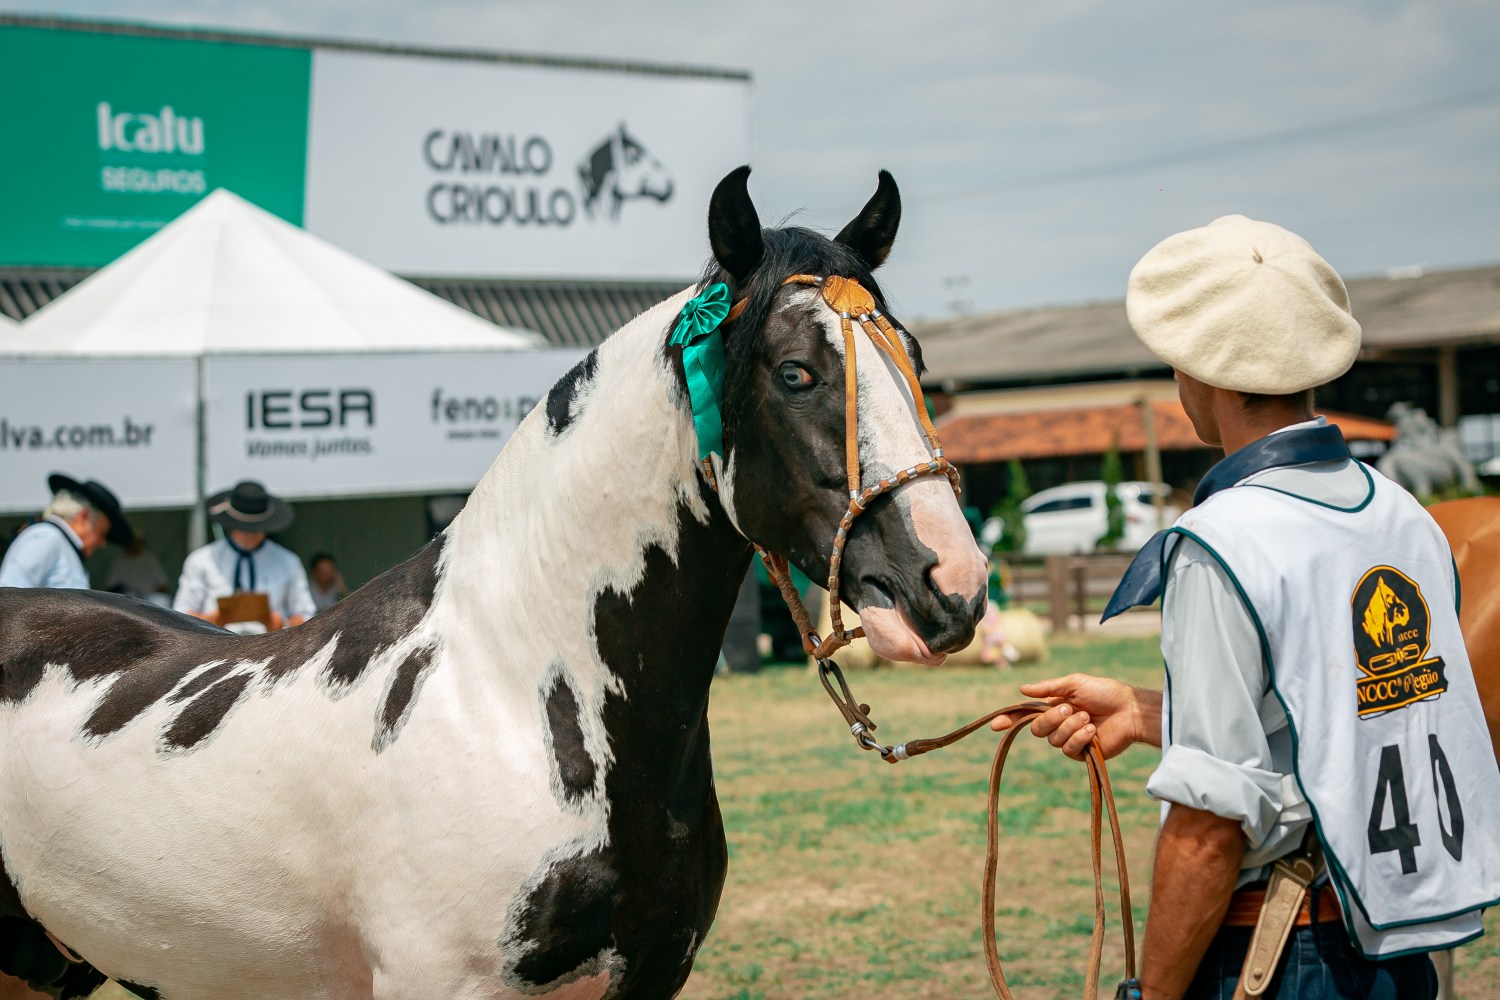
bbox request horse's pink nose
[909,486,987,602]
[929,545,987,602]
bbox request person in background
[308,551,346,614]
[0,473,133,590]
[174,480,314,633]
[106,532,171,606]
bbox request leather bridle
[698,273,1137,999]
[714,273,961,662]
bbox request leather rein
[697,273,1136,999]
[820,664,1137,999]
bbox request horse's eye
[779,363,815,390]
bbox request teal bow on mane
[669,283,733,462]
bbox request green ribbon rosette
[669,282,733,462]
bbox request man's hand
[989,674,1162,759]
[266,610,285,632]
[188,609,225,627]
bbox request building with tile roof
[916,265,1500,511]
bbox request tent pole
[188,355,207,551]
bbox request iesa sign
[304,49,751,280]
[205,351,587,499]
[243,387,377,461]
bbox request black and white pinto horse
[577,125,674,219]
[0,167,987,1000]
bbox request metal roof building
[914,265,1500,507]
[916,264,1500,392]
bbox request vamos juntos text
[242,389,375,464]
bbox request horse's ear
[835,170,901,270]
[708,165,764,282]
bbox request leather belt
[1224,884,1340,928]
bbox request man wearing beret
[993,217,1500,999]
[0,473,134,589]
[173,480,315,633]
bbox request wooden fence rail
[1002,553,1136,633]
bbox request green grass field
[681,634,1500,999]
[85,633,1499,999]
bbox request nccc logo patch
[1351,565,1448,718]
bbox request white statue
[1376,402,1479,497]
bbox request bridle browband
[693,272,1136,1000]
[705,273,961,661]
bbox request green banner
[0,26,310,267]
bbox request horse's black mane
[689,225,924,440]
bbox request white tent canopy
[0,190,582,517]
[9,190,539,356]
[0,313,17,331]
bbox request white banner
[203,350,585,499]
[304,49,752,280]
[0,358,198,513]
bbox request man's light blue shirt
[0,517,90,589]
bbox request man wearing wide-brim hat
[991,216,1499,999]
[173,480,315,633]
[0,473,134,589]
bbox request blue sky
[7,0,1499,319]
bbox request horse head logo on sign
[577,124,674,220]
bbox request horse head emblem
[578,124,675,220]
[1362,575,1411,647]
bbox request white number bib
[1164,466,1500,957]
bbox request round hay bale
[912,604,1046,668]
[997,608,1047,664]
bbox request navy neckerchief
[1100,422,1353,623]
[225,535,264,592]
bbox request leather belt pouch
[1232,854,1320,999]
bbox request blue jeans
[1185,919,1438,999]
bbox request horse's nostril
[923,562,945,600]
[924,560,981,607]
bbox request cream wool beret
[1125,215,1361,394]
